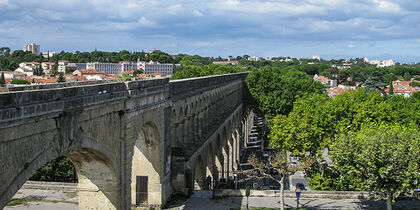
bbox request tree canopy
[246,67,325,119]
[331,124,420,210]
[269,89,420,155]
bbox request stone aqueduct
[0,73,255,209]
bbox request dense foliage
[30,156,77,183]
[269,89,419,155]
[246,67,325,118]
[10,79,30,84]
[171,64,253,80]
[331,124,419,209]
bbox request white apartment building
[364,57,395,68]
[248,56,261,61]
[312,55,321,60]
[23,43,40,54]
[378,59,396,68]
[143,62,173,75]
[41,52,57,58]
[75,61,173,75]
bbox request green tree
[38,65,44,76]
[246,67,325,119]
[0,72,5,87]
[364,71,387,93]
[389,81,394,95]
[57,73,65,83]
[247,152,314,210]
[330,124,420,210]
[30,156,76,183]
[403,72,411,81]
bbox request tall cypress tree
[0,72,5,87]
[389,81,394,95]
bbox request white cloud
[167,4,182,14]
[372,0,402,13]
[193,10,203,17]
[191,41,215,47]
[347,43,355,48]
[209,0,326,16]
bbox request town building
[385,79,420,97]
[378,59,396,68]
[72,61,173,76]
[212,61,239,65]
[327,85,357,97]
[312,55,321,60]
[23,43,40,54]
[247,56,261,61]
[313,74,337,87]
[364,58,395,68]
[41,62,55,70]
[41,52,57,58]
[86,63,122,74]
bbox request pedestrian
[206,175,212,190]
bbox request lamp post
[246,185,250,210]
[295,188,301,209]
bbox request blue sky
[1,0,420,62]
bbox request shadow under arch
[131,121,163,206]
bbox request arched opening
[206,143,215,189]
[193,155,205,190]
[5,148,119,210]
[131,122,163,206]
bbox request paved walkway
[4,188,420,209]
[170,196,420,210]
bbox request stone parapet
[169,72,248,101]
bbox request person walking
[206,175,212,190]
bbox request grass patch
[7,198,77,206]
[7,198,27,206]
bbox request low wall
[21,181,77,191]
[214,189,370,199]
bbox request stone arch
[206,143,215,189]
[193,155,205,190]
[2,140,120,209]
[131,121,163,206]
